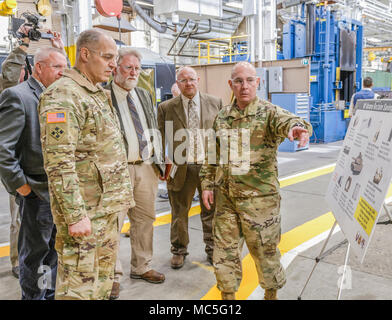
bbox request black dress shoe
[12,266,19,279]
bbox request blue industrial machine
[222,41,250,62]
[282,3,363,143]
[272,93,310,152]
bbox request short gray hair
[176,66,197,80]
[34,47,65,65]
[76,29,107,54]
[117,48,142,65]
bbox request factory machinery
[279,2,363,143]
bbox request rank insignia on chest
[47,112,66,123]
[50,127,65,140]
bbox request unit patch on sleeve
[47,112,66,123]
[50,126,66,140]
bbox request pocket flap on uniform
[259,215,281,245]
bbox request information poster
[325,100,392,263]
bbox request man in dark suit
[0,47,67,299]
[158,66,222,269]
[106,48,166,299]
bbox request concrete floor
[1,140,391,300]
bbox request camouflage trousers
[54,213,118,300]
[213,189,286,293]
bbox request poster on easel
[325,99,392,263]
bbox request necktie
[188,99,199,163]
[127,94,148,159]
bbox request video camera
[11,12,54,41]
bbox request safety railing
[198,35,249,64]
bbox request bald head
[231,61,257,79]
[229,62,260,109]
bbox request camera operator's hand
[16,24,31,52]
[48,30,65,51]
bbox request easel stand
[297,201,392,300]
[297,220,337,300]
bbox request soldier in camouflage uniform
[200,62,312,300]
[38,29,134,300]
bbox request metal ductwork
[306,3,315,55]
[126,0,167,33]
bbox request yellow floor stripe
[201,211,336,300]
[120,206,202,233]
[0,246,9,259]
[279,165,336,188]
[0,164,335,259]
[201,184,392,300]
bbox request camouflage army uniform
[200,97,312,293]
[0,46,27,92]
[38,68,135,300]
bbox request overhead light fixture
[135,1,154,7]
[225,1,243,9]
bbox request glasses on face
[89,49,117,63]
[120,64,141,73]
[177,78,197,84]
[231,76,258,86]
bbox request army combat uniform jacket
[199,96,312,293]
[38,68,134,226]
[200,97,313,198]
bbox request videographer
[1,23,69,92]
[0,22,69,293]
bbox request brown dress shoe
[221,292,235,300]
[110,281,120,300]
[130,269,165,284]
[264,289,278,300]
[171,254,185,269]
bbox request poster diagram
[325,99,392,263]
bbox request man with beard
[106,48,165,299]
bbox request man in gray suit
[158,66,222,269]
[107,48,166,299]
[0,47,67,299]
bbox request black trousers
[17,191,57,300]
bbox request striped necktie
[127,94,148,159]
[188,99,199,163]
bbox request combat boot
[264,289,278,300]
[221,292,235,300]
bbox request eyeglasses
[231,77,258,86]
[177,78,197,84]
[120,64,141,73]
[89,49,117,63]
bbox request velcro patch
[47,112,66,123]
[50,126,65,140]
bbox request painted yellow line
[120,165,336,234]
[279,164,336,188]
[0,164,337,259]
[120,206,201,233]
[201,211,336,300]
[201,184,392,300]
[0,246,9,259]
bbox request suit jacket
[0,77,49,202]
[157,92,222,191]
[106,81,165,176]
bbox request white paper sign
[325,99,392,263]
